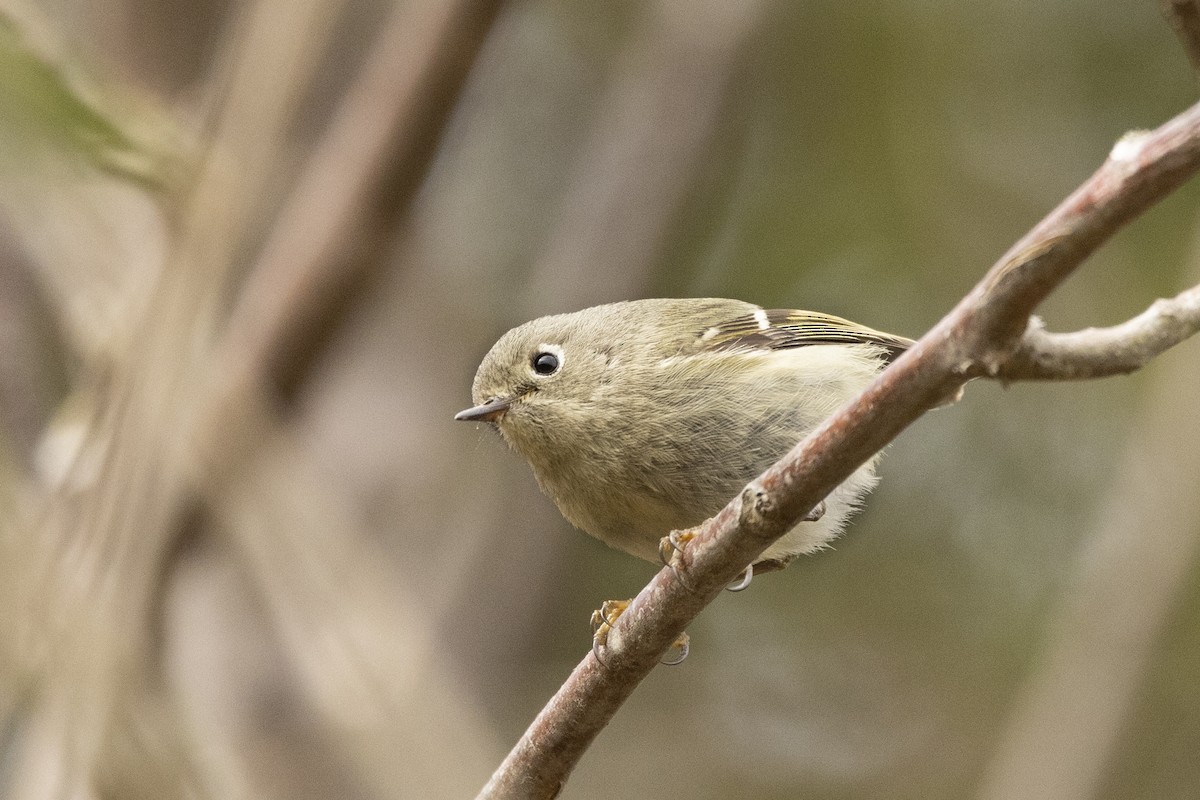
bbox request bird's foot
[658,527,702,591]
[590,599,689,666]
[589,599,628,664]
[659,526,758,592]
[803,499,827,522]
[657,527,699,567]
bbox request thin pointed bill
[454,395,515,423]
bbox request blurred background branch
[212,0,503,399]
[1163,0,1200,70]
[1,0,505,797]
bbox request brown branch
[997,282,1200,380]
[476,101,1200,799]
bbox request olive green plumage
[458,298,912,568]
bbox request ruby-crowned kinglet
[456,298,912,576]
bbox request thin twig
[477,101,1200,800]
[998,282,1200,380]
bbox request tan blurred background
[1,1,1199,798]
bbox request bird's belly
[545,455,879,566]
[528,360,884,565]
[550,479,700,563]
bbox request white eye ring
[530,343,564,377]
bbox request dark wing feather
[701,309,913,363]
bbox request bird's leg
[590,598,690,666]
[750,555,795,575]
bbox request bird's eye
[532,351,560,376]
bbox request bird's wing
[697,308,914,363]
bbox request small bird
[456,298,912,587]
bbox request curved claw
[725,564,754,592]
[591,598,691,667]
[657,535,675,567]
[803,499,827,522]
[659,529,701,592]
[658,528,698,566]
[592,631,609,666]
[590,599,631,667]
[660,633,690,666]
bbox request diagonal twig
[477,100,1200,800]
